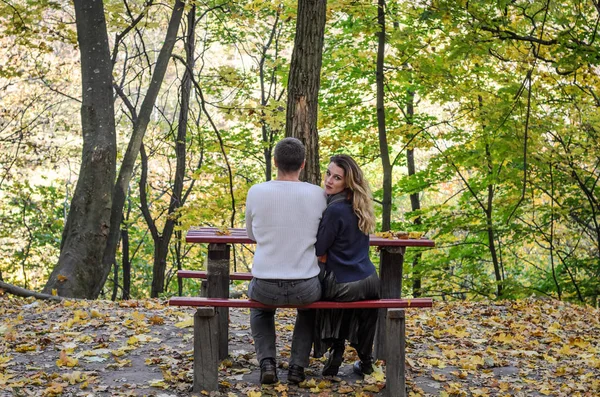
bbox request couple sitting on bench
[245,137,380,385]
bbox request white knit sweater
[245,180,327,279]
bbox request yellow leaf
[557,344,574,356]
[247,391,262,397]
[443,349,457,359]
[52,289,57,296]
[548,322,561,333]
[470,388,490,397]
[56,351,78,367]
[149,315,165,325]
[371,364,385,382]
[275,383,288,392]
[61,371,84,385]
[493,333,514,344]
[175,317,194,328]
[132,311,146,321]
[57,274,68,282]
[149,379,168,389]
[43,382,64,396]
[216,227,231,235]
[425,358,446,368]
[363,384,381,392]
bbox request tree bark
[406,89,424,296]
[285,0,327,186]
[2,280,63,301]
[121,226,131,300]
[146,5,195,297]
[376,0,392,231]
[97,0,185,299]
[43,0,116,298]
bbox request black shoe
[260,358,278,384]
[352,360,374,376]
[287,364,305,384]
[322,343,344,376]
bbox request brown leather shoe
[260,358,278,384]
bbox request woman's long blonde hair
[330,154,376,234]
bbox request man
[245,137,327,384]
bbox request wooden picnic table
[185,227,435,360]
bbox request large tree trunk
[43,0,116,298]
[97,0,185,299]
[285,0,327,186]
[149,5,196,298]
[376,0,392,231]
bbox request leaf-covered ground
[1,295,598,397]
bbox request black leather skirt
[313,271,380,359]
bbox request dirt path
[1,296,599,396]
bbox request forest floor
[0,291,599,397]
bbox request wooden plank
[169,297,433,309]
[186,227,435,247]
[194,307,219,392]
[385,309,406,397]
[178,270,253,280]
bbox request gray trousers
[248,276,321,367]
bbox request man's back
[245,180,326,280]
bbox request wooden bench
[178,270,251,297]
[169,296,433,396]
[183,227,435,362]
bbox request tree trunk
[285,0,327,186]
[121,227,131,300]
[406,89,423,296]
[260,9,283,181]
[97,0,185,299]
[485,142,503,297]
[148,5,195,297]
[376,0,392,231]
[1,280,63,301]
[43,0,116,298]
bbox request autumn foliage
[1,295,598,396]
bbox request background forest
[1,0,599,306]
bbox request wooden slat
[186,227,435,247]
[169,297,433,309]
[178,270,253,280]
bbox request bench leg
[385,309,406,397]
[375,246,405,360]
[194,307,219,392]
[207,243,230,360]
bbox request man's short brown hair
[274,137,305,173]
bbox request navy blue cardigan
[315,199,376,283]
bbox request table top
[187,227,435,247]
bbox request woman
[314,154,380,377]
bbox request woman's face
[324,162,346,195]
